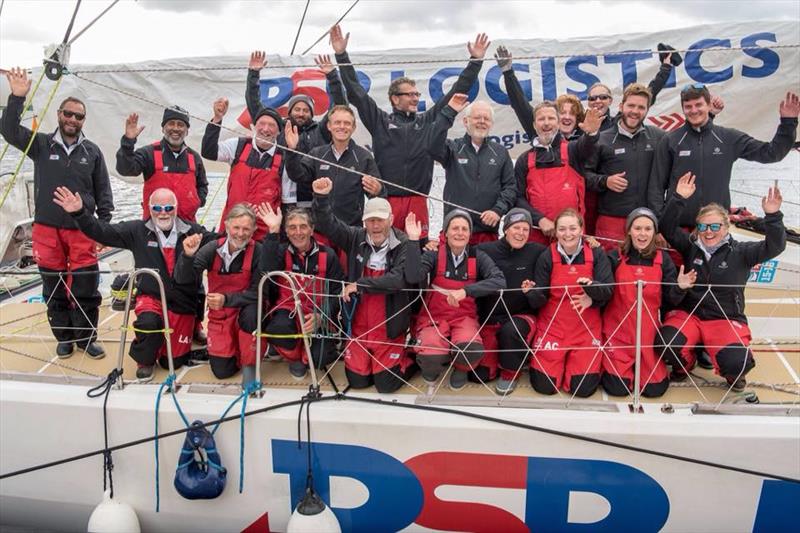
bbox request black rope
[3,392,799,484]
[290,0,311,56]
[86,368,122,498]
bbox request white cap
[362,198,392,220]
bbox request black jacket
[313,193,410,338]
[648,117,798,225]
[71,210,215,314]
[585,124,665,217]
[477,238,547,323]
[116,137,208,207]
[286,139,383,226]
[659,193,786,323]
[428,106,516,233]
[1,94,113,228]
[528,243,614,309]
[335,50,483,197]
[174,238,263,308]
[405,241,507,297]
[514,133,598,225]
[246,68,347,203]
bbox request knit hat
[626,207,659,233]
[502,208,532,231]
[162,106,190,127]
[253,107,284,129]
[287,94,314,114]
[362,198,392,220]
[443,209,473,233]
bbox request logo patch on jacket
[319,164,330,170]
[614,148,626,155]
[488,158,497,165]
[458,158,469,164]
[712,147,722,156]
[49,154,60,160]
[718,260,728,269]
[645,144,653,151]
[693,258,704,266]
[80,157,88,164]
[679,150,691,157]
[147,240,159,247]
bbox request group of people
[2,25,796,397]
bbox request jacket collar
[144,216,192,235]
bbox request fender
[174,421,227,500]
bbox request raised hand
[480,210,500,227]
[182,233,202,257]
[249,50,267,70]
[578,107,603,135]
[362,175,382,196]
[779,92,800,118]
[315,54,335,75]
[207,293,225,310]
[606,172,628,193]
[52,186,83,213]
[405,212,422,241]
[255,202,282,233]
[124,113,145,140]
[312,177,333,195]
[284,120,299,150]
[677,264,697,290]
[212,97,229,122]
[6,67,31,97]
[521,279,535,294]
[494,45,512,72]
[710,95,725,116]
[675,172,696,199]
[329,24,349,54]
[762,183,783,214]
[448,93,470,113]
[468,32,491,59]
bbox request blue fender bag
[174,420,227,499]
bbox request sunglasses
[696,222,723,232]
[150,204,176,213]
[60,109,86,121]
[587,94,611,102]
[394,91,421,98]
[681,82,707,93]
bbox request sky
[1,0,799,67]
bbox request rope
[154,373,188,512]
[290,0,311,56]
[300,0,361,56]
[86,368,122,498]
[239,380,262,493]
[67,0,120,45]
[70,43,800,74]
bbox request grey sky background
[1,0,798,67]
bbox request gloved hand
[657,43,683,67]
[495,45,513,72]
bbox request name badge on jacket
[679,150,691,157]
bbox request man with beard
[53,187,216,382]
[585,83,665,250]
[285,104,383,228]
[330,24,490,243]
[514,102,602,244]
[202,97,284,241]
[1,67,113,359]
[649,85,799,227]
[245,51,348,208]
[427,94,516,244]
[116,106,208,223]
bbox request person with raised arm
[656,173,786,392]
[404,210,506,390]
[174,204,263,383]
[527,209,614,397]
[311,177,417,392]
[53,187,216,382]
[426,93,516,244]
[201,95,284,241]
[245,51,348,209]
[116,106,207,222]
[601,208,695,398]
[1,67,113,359]
[330,24,490,243]
[648,87,799,226]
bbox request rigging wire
[67,0,120,45]
[290,0,312,56]
[300,0,361,56]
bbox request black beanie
[162,106,190,127]
[253,107,284,130]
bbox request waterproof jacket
[405,241,507,297]
[528,243,614,309]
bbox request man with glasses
[1,67,113,360]
[648,84,799,227]
[53,186,216,382]
[330,24,490,244]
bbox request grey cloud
[138,0,226,14]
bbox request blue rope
[239,381,261,493]
[342,294,359,337]
[210,389,248,436]
[154,373,186,512]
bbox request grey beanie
[502,208,533,231]
[443,209,473,233]
[287,94,315,114]
[626,207,659,233]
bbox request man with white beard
[514,102,602,244]
[54,187,216,382]
[427,94,516,244]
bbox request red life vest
[161,247,176,277]
[277,247,328,316]
[537,242,601,340]
[525,141,585,221]
[352,266,386,333]
[424,245,478,323]
[603,250,663,340]
[207,238,255,322]
[142,142,200,222]
[219,141,282,241]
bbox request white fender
[87,490,141,533]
